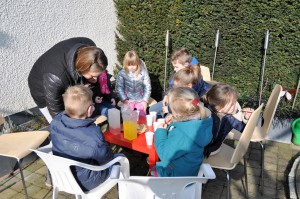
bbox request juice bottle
[123,120,138,140]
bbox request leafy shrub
[114,0,300,117]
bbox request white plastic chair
[118,163,215,199]
[31,144,130,199]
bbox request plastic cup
[153,121,160,131]
[135,110,140,121]
[145,131,154,146]
[146,115,153,126]
[157,118,165,125]
[149,111,157,122]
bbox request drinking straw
[259,30,270,106]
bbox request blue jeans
[149,101,164,118]
[98,102,115,117]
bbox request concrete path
[0,140,299,199]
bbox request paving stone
[247,175,260,185]
[14,169,32,180]
[31,188,52,199]
[264,162,277,171]
[35,165,48,175]
[246,167,261,177]
[263,186,277,198]
[265,155,278,164]
[10,192,25,199]
[265,145,279,153]
[25,172,44,186]
[25,160,44,173]
[262,177,277,189]
[247,159,261,169]
[264,169,277,178]
[0,175,20,189]
[277,142,292,150]
[0,188,18,198]
[0,140,294,199]
[9,178,29,192]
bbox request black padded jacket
[28,37,96,116]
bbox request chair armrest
[110,165,121,179]
[198,163,216,179]
[72,155,127,170]
[226,129,241,141]
[30,142,53,154]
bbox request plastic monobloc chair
[118,163,216,199]
[32,144,130,199]
[250,84,282,195]
[200,65,211,82]
[0,130,49,199]
[204,104,263,199]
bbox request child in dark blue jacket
[50,85,114,191]
[203,83,253,157]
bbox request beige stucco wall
[0,0,118,116]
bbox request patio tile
[31,188,52,199]
[0,188,18,198]
[0,140,297,198]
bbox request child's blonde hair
[173,64,201,87]
[168,87,205,121]
[204,83,238,112]
[123,50,142,75]
[63,85,93,118]
[171,48,192,65]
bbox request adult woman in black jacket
[28,37,108,123]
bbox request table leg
[147,150,159,169]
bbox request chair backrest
[200,65,211,81]
[32,148,85,195]
[118,163,215,199]
[231,104,264,164]
[261,84,282,137]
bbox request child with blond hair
[50,85,115,191]
[173,64,201,88]
[153,87,213,177]
[116,50,151,115]
[203,83,253,157]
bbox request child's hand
[158,123,167,129]
[111,98,116,106]
[162,105,169,114]
[242,107,254,120]
[165,114,173,125]
[141,101,148,111]
[95,96,103,103]
[123,100,129,105]
[162,96,168,107]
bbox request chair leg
[17,160,29,199]
[224,170,230,199]
[52,186,59,199]
[244,156,248,198]
[259,141,264,195]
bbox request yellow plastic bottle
[123,120,138,140]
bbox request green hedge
[114,0,300,117]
